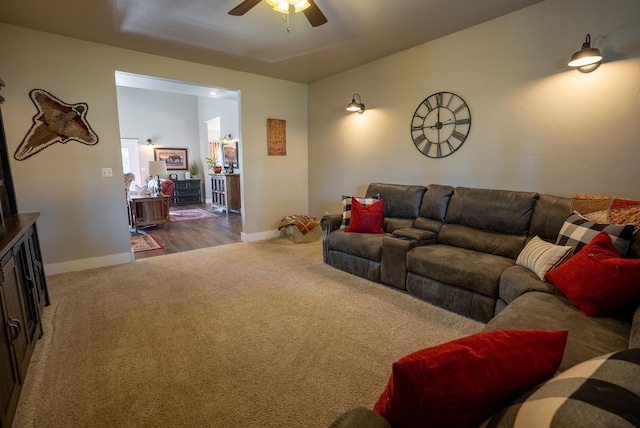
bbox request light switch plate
[101,168,113,178]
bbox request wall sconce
[146,139,153,146]
[568,33,602,73]
[346,94,365,114]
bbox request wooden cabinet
[0,214,48,428]
[172,179,201,205]
[211,174,241,213]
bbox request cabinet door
[0,288,21,428]
[24,225,49,311]
[0,252,31,382]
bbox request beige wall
[0,23,308,274]
[308,0,640,216]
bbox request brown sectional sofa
[322,182,640,427]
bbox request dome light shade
[266,0,310,14]
[568,34,602,72]
[346,94,365,114]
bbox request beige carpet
[14,238,483,427]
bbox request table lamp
[148,161,167,196]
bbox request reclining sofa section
[321,183,574,323]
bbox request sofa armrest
[321,214,343,233]
[499,265,559,306]
[328,407,390,428]
[321,214,343,263]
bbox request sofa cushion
[407,244,514,297]
[444,187,537,235]
[528,194,572,242]
[326,229,386,261]
[345,198,384,234]
[484,292,631,371]
[341,194,380,228]
[483,348,640,428]
[438,224,527,260]
[365,183,426,219]
[515,236,572,281]
[555,212,634,256]
[547,232,640,317]
[373,330,568,428]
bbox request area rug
[169,208,219,221]
[130,234,162,252]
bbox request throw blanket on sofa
[278,215,320,235]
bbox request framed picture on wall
[223,141,238,169]
[154,147,188,170]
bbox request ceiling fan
[229,0,328,27]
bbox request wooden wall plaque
[267,118,286,156]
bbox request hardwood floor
[132,203,242,260]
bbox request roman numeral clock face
[411,92,471,158]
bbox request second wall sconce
[346,94,365,114]
[146,138,153,145]
[568,33,602,73]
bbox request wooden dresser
[211,174,241,213]
[0,214,48,428]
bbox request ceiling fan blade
[303,0,328,27]
[228,0,262,16]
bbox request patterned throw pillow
[341,194,380,228]
[516,236,573,281]
[573,193,640,227]
[482,348,640,428]
[555,212,634,256]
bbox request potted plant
[189,160,200,178]
[206,155,223,174]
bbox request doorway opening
[115,71,243,259]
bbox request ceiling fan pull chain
[285,13,290,33]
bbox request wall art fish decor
[14,89,99,161]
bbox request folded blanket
[278,215,320,235]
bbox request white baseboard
[241,229,281,242]
[45,252,134,275]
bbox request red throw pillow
[547,231,640,316]
[373,330,568,428]
[345,197,384,233]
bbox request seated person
[124,173,135,197]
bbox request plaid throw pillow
[483,348,640,428]
[341,194,380,228]
[555,212,634,256]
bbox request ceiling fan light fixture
[271,0,290,14]
[291,0,311,13]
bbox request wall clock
[410,91,471,158]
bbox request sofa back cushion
[438,187,537,259]
[438,224,527,259]
[444,187,538,235]
[366,183,426,219]
[412,184,455,233]
[529,194,572,242]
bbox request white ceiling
[0,0,545,84]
